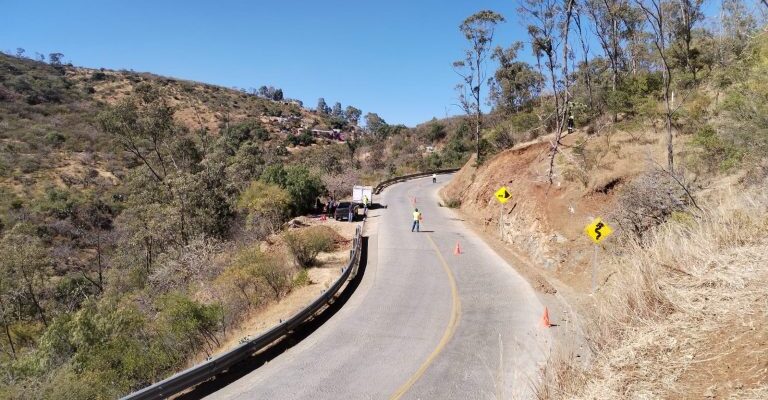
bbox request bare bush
[150,237,224,293]
[322,172,359,200]
[610,170,690,239]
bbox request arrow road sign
[495,187,512,204]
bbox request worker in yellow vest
[411,208,422,232]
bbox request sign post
[494,187,512,240]
[584,217,613,294]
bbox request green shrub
[45,131,66,146]
[693,125,743,172]
[217,246,293,304]
[425,122,447,142]
[293,269,311,287]
[261,165,323,216]
[286,131,314,146]
[283,226,337,268]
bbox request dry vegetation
[537,185,768,399]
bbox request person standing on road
[412,208,422,232]
[363,195,369,214]
[432,173,437,183]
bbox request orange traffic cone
[541,307,551,328]
[454,241,462,255]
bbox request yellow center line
[389,234,462,400]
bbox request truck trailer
[352,185,373,206]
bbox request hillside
[442,31,768,400]
[0,53,352,200]
[0,53,415,399]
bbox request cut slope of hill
[444,124,768,398]
[441,43,768,399]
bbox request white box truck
[352,185,373,206]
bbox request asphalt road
[206,175,552,400]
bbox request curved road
[207,175,552,399]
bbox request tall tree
[490,42,543,112]
[48,52,64,65]
[453,10,506,163]
[0,230,50,327]
[364,112,387,137]
[331,102,344,118]
[345,105,362,125]
[521,0,562,131]
[316,98,330,115]
[585,0,627,120]
[635,0,675,171]
[574,2,595,108]
[669,0,705,81]
[99,83,191,244]
[720,0,757,60]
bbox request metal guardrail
[122,169,458,400]
[373,168,460,194]
[121,223,364,400]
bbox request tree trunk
[0,301,16,359]
[547,50,561,134]
[96,231,104,292]
[21,266,47,327]
[475,112,482,163]
[663,68,674,171]
[549,0,575,184]
[575,13,594,109]
[474,52,484,163]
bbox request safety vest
[413,211,421,221]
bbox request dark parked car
[334,202,358,221]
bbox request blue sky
[0,1,731,126]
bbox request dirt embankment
[441,127,768,399]
[441,127,656,296]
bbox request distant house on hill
[311,128,344,141]
[281,99,303,107]
[260,116,288,124]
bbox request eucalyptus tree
[454,10,506,163]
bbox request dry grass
[537,183,768,399]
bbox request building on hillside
[282,99,303,107]
[311,129,345,141]
[260,116,288,124]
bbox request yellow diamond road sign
[495,187,512,204]
[585,218,613,244]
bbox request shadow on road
[177,237,370,400]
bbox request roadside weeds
[535,185,768,399]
